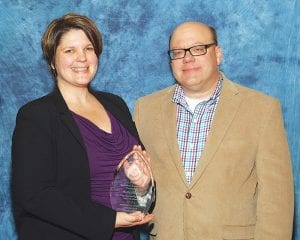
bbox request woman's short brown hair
[41,13,102,78]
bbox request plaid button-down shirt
[172,79,223,184]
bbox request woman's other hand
[115,211,154,228]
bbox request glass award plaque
[110,150,155,213]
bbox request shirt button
[185,192,192,199]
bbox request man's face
[170,22,222,97]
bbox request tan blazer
[134,74,294,240]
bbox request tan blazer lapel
[190,78,241,189]
[161,87,188,186]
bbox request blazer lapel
[93,92,140,143]
[50,87,86,150]
[189,78,241,189]
[95,94,129,132]
[161,87,188,186]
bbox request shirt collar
[172,75,223,106]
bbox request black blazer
[12,87,142,240]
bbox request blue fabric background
[0,0,299,239]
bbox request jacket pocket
[223,224,255,240]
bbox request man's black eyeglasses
[168,43,216,60]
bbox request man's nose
[183,50,195,63]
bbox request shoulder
[93,90,127,107]
[92,90,139,137]
[136,85,175,105]
[221,76,284,125]
[15,93,58,126]
[93,90,123,100]
[17,94,54,116]
[92,90,132,120]
[223,76,279,105]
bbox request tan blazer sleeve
[255,100,294,239]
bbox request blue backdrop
[0,0,299,239]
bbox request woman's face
[53,29,98,89]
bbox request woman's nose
[77,50,87,61]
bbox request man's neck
[183,80,219,100]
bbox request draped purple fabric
[72,111,138,240]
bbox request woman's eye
[64,49,73,53]
[86,47,94,51]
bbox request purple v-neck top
[72,110,138,240]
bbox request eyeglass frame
[168,42,216,60]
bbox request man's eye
[193,47,203,51]
[173,50,183,57]
[193,46,204,52]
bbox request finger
[141,149,151,164]
[115,212,144,228]
[126,211,145,222]
[132,145,141,151]
[143,213,154,222]
[131,213,154,226]
[137,149,149,163]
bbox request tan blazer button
[185,192,192,199]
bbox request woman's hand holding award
[110,147,155,213]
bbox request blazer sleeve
[12,103,116,240]
[255,100,294,239]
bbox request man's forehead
[170,23,213,47]
[173,22,211,37]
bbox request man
[134,22,294,239]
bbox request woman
[12,13,153,240]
